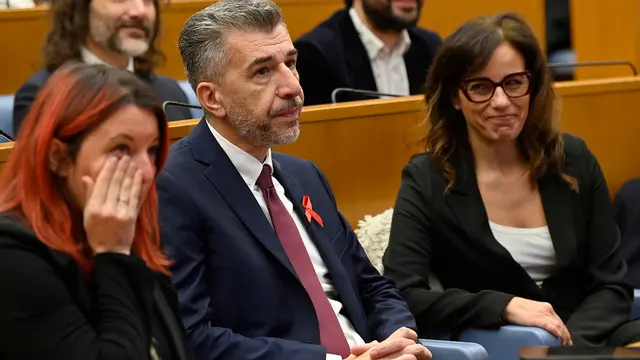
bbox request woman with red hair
[0,62,193,360]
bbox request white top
[489,221,556,286]
[207,122,365,359]
[349,7,411,97]
[81,47,134,73]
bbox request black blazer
[613,179,640,287]
[294,9,442,106]
[12,68,193,135]
[383,133,633,346]
[0,214,194,360]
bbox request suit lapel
[404,31,427,95]
[445,153,541,292]
[190,120,297,277]
[339,11,377,92]
[273,160,346,274]
[538,173,577,271]
[273,160,369,337]
[446,163,517,265]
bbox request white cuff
[327,354,344,360]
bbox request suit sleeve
[12,81,40,136]
[0,246,157,359]
[157,169,327,360]
[383,161,515,334]
[294,39,337,106]
[310,161,417,341]
[565,141,633,346]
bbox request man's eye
[256,67,270,76]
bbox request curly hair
[422,12,577,192]
[42,0,165,77]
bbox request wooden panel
[1,78,639,226]
[420,0,545,45]
[0,6,51,95]
[555,77,640,194]
[569,0,640,79]
[0,0,344,95]
[275,98,425,227]
[0,142,13,175]
[165,78,640,225]
[2,77,639,226]
[0,0,546,95]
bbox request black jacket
[0,214,194,360]
[12,68,193,135]
[613,178,640,288]
[294,9,442,106]
[383,133,633,346]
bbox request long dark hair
[42,0,165,77]
[423,12,577,192]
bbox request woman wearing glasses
[383,13,634,347]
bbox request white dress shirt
[81,47,135,73]
[207,122,365,360]
[349,7,411,97]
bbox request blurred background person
[295,0,441,105]
[12,0,193,135]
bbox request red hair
[0,62,170,274]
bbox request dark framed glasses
[460,71,532,103]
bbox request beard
[224,97,304,148]
[89,9,154,57]
[362,0,422,32]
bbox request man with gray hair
[157,1,431,360]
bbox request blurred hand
[503,297,572,347]
[83,156,143,255]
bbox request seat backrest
[613,178,640,288]
[0,95,14,140]
[178,80,204,119]
[355,208,443,290]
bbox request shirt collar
[348,7,412,60]
[206,120,273,188]
[80,46,135,73]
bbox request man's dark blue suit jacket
[157,119,416,360]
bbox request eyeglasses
[459,71,532,103]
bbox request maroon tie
[256,164,351,357]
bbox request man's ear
[196,82,227,119]
[48,139,72,177]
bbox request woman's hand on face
[82,156,143,255]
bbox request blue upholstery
[0,95,14,141]
[632,289,640,320]
[178,80,204,119]
[459,326,559,360]
[420,339,488,360]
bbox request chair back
[178,81,204,119]
[0,95,14,140]
[355,209,443,289]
